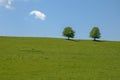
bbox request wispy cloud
[0,0,14,9]
[30,10,46,21]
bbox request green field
[0,36,120,80]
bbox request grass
[0,36,120,80]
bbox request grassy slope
[0,37,120,80]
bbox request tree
[90,27,101,41]
[62,27,75,40]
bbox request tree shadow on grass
[92,40,106,42]
[64,39,79,42]
[64,39,105,42]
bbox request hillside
[0,37,120,80]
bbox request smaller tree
[90,27,101,41]
[62,27,75,40]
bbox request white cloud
[0,0,14,9]
[30,10,46,20]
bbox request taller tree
[62,27,75,40]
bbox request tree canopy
[90,27,101,41]
[62,27,75,40]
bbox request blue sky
[0,0,120,41]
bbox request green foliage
[90,27,101,41]
[0,37,120,80]
[62,27,75,40]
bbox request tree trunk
[94,38,96,41]
[68,37,70,40]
